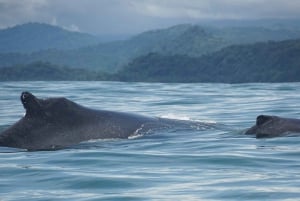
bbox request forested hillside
[115,39,300,83]
[2,39,298,83]
[0,23,101,53]
[1,23,300,72]
[0,62,95,81]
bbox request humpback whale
[245,115,300,138]
[0,92,162,150]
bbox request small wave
[130,125,147,139]
[160,113,191,121]
[0,146,26,153]
[159,113,217,124]
[128,134,144,140]
[131,122,166,138]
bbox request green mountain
[1,39,300,83]
[0,23,101,53]
[0,62,95,81]
[0,24,227,71]
[210,26,300,44]
[115,39,300,83]
[119,24,228,57]
[1,23,300,73]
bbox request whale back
[0,92,157,150]
[246,115,300,138]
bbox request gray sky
[0,0,300,35]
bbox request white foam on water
[159,113,217,124]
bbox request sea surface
[0,81,300,201]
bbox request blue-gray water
[0,81,300,201]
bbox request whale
[0,92,165,150]
[245,115,300,138]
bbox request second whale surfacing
[245,115,300,138]
[0,92,172,151]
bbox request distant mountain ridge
[0,62,95,81]
[0,23,101,53]
[1,23,300,72]
[0,24,228,71]
[115,39,300,83]
[1,39,300,83]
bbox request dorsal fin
[256,115,273,126]
[21,92,44,117]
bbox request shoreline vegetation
[0,22,300,83]
[1,39,299,83]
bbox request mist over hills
[0,23,101,53]
[116,39,300,83]
[0,21,300,83]
[0,61,95,81]
[1,22,300,73]
[0,23,227,71]
[1,38,299,83]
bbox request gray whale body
[0,92,163,150]
[245,115,300,138]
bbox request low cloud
[0,0,300,33]
[131,0,300,19]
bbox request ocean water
[0,81,300,201]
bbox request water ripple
[1,82,300,200]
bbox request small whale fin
[20,92,45,117]
[256,115,273,126]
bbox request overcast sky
[0,0,300,35]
